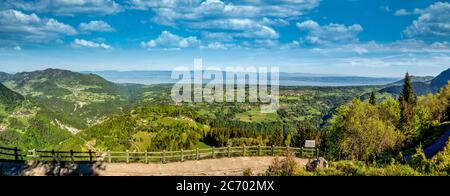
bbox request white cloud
[205,42,227,50]
[296,20,363,45]
[130,0,319,20]
[260,17,289,26]
[403,1,450,40]
[201,32,234,42]
[431,41,450,49]
[189,19,279,39]
[1,0,122,16]
[0,9,76,44]
[394,9,412,16]
[79,20,115,32]
[352,46,368,55]
[13,46,22,51]
[72,38,111,49]
[129,0,317,43]
[140,31,200,49]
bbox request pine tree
[399,72,416,104]
[399,72,416,131]
[369,91,376,105]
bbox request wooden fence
[0,146,318,164]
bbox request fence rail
[0,145,318,164]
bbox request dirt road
[0,156,310,176]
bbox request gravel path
[0,156,309,176]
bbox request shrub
[243,168,253,176]
[409,144,431,173]
[265,151,299,176]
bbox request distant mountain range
[82,70,401,86]
[378,68,450,96]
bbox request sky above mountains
[0,0,449,77]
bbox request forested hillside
[0,83,24,111]
[0,68,448,155]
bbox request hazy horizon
[0,0,449,77]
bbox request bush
[409,145,431,173]
[243,168,253,176]
[302,160,420,176]
[264,151,299,176]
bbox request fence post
[227,146,231,158]
[32,149,36,161]
[145,150,148,164]
[196,148,199,160]
[258,145,261,156]
[163,150,166,163]
[181,149,184,162]
[126,150,129,163]
[89,150,93,162]
[52,150,56,162]
[243,145,246,156]
[14,147,19,161]
[70,150,74,162]
[212,147,215,159]
[107,150,111,163]
[271,145,275,156]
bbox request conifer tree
[399,72,416,130]
[369,91,376,105]
[399,72,416,105]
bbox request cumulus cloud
[201,32,234,42]
[1,0,122,16]
[296,20,363,45]
[394,9,412,16]
[260,17,289,26]
[403,1,450,40]
[204,42,227,50]
[189,18,279,39]
[0,9,76,44]
[72,38,111,49]
[140,31,200,49]
[79,20,115,32]
[130,0,319,19]
[129,0,318,46]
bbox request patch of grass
[197,142,211,149]
[235,108,279,122]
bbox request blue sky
[0,0,449,77]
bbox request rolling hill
[0,69,145,130]
[379,82,433,96]
[0,83,24,111]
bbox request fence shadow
[0,160,105,176]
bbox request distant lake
[82,71,400,87]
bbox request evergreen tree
[369,91,376,105]
[399,72,416,104]
[398,72,417,131]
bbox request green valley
[0,68,449,177]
